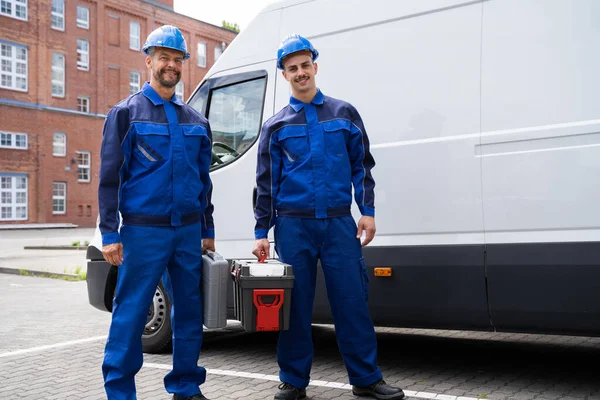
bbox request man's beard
[154,68,180,88]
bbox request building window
[1,0,27,21]
[0,131,27,150]
[130,21,140,51]
[76,6,89,29]
[129,71,140,95]
[214,46,223,62]
[51,0,64,31]
[52,182,66,214]
[175,81,184,102]
[0,42,27,92]
[197,42,206,67]
[51,52,65,97]
[76,151,90,182]
[77,96,89,113]
[0,174,27,221]
[53,132,66,156]
[77,39,89,70]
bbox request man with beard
[98,25,214,400]
[252,34,405,400]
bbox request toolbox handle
[204,250,224,261]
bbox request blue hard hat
[277,34,319,70]
[142,25,190,60]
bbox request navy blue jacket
[254,89,376,239]
[99,83,214,246]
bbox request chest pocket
[182,124,208,165]
[322,119,351,158]
[278,125,309,162]
[133,123,169,166]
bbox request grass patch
[18,267,86,281]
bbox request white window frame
[51,0,64,31]
[0,131,28,150]
[175,81,184,102]
[52,132,66,156]
[77,39,89,71]
[76,151,91,182]
[130,21,140,51]
[1,41,28,92]
[52,181,66,214]
[197,42,206,67]
[51,51,65,97]
[0,174,28,221]
[214,46,223,62]
[129,71,140,95]
[1,0,27,21]
[77,96,89,113]
[76,6,89,29]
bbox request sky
[174,0,280,31]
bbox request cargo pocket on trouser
[359,257,370,302]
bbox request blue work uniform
[98,82,214,400]
[254,89,382,389]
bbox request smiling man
[252,34,405,400]
[98,25,214,400]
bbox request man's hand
[252,239,270,260]
[202,238,216,254]
[102,243,123,266]
[356,216,376,247]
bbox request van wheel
[142,281,172,354]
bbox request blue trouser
[274,216,382,389]
[102,223,206,400]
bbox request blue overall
[98,83,214,400]
[254,89,381,388]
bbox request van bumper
[86,246,117,313]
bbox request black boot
[274,382,307,400]
[172,393,208,400]
[352,379,405,400]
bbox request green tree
[222,20,240,33]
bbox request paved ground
[0,227,95,276]
[1,272,600,400]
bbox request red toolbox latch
[253,289,284,331]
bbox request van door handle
[252,186,257,210]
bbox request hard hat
[142,25,190,60]
[276,34,319,70]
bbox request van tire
[142,281,172,354]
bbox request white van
[86,0,600,352]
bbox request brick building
[0,0,237,227]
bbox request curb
[0,224,80,230]
[0,267,82,280]
[23,246,88,250]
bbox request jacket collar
[142,82,184,107]
[289,88,324,112]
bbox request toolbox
[231,259,294,332]
[202,250,230,329]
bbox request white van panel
[481,0,600,243]
[206,10,281,74]
[277,1,484,245]
[278,0,479,40]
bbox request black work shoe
[352,379,405,400]
[274,382,307,400]
[172,393,208,400]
